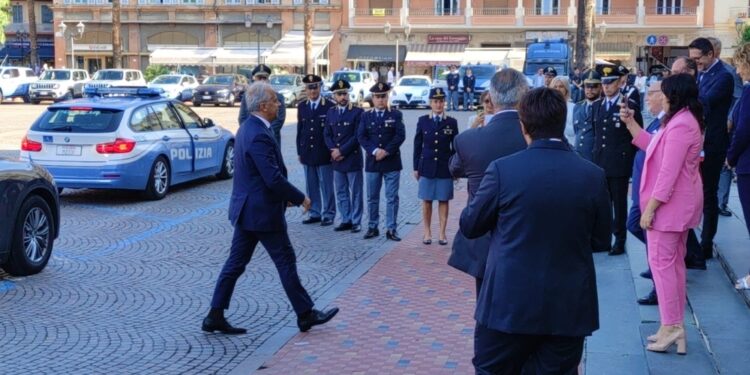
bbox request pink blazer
[633,109,704,232]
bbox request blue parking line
[58,198,229,261]
[0,280,15,292]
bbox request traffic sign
[657,35,669,46]
[646,35,657,46]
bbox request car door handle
[162,135,170,141]
[193,134,200,140]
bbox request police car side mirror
[204,118,215,128]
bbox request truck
[523,39,571,82]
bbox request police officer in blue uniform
[324,79,365,233]
[297,74,336,226]
[572,69,602,161]
[413,87,459,246]
[446,65,461,111]
[592,64,643,256]
[462,67,476,110]
[357,82,406,241]
[618,65,642,112]
[238,64,286,146]
[543,66,557,88]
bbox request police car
[19,88,235,200]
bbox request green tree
[0,0,11,44]
[741,26,750,44]
[144,64,170,82]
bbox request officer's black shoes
[202,317,247,335]
[640,269,653,279]
[637,290,658,305]
[719,207,732,217]
[364,228,379,239]
[297,307,339,332]
[386,230,401,242]
[702,243,714,260]
[351,225,362,233]
[302,217,322,224]
[685,258,707,270]
[321,218,334,227]
[334,222,353,231]
[608,243,625,256]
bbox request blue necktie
[648,118,660,133]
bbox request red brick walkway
[258,191,475,374]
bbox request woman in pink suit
[620,73,704,355]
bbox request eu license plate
[56,145,82,156]
[41,91,49,95]
[202,95,212,100]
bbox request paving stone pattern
[0,109,471,374]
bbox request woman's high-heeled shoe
[647,325,667,342]
[646,324,686,355]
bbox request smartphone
[475,105,484,115]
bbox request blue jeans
[718,165,733,209]
[366,171,400,231]
[448,90,459,110]
[303,164,335,221]
[334,170,363,225]
[463,92,474,110]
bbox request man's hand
[413,171,420,180]
[331,148,342,161]
[301,197,312,213]
[375,149,389,161]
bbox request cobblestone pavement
[0,103,473,374]
[259,190,475,375]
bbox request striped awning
[404,44,466,66]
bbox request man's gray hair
[707,36,722,56]
[489,68,529,109]
[244,82,276,113]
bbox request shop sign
[371,8,386,16]
[427,34,470,44]
[74,44,113,51]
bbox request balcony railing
[596,7,637,16]
[62,0,130,4]
[354,8,398,16]
[410,8,464,16]
[473,7,514,16]
[645,6,697,15]
[138,0,204,4]
[525,7,568,16]
[223,0,280,4]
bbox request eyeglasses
[373,94,387,99]
[306,84,320,90]
[334,92,348,96]
[483,99,491,104]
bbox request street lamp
[246,16,274,65]
[589,21,607,68]
[59,21,85,69]
[384,21,411,83]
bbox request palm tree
[27,0,38,67]
[575,0,595,70]
[112,0,122,68]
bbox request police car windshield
[93,70,124,80]
[398,78,429,86]
[152,76,182,84]
[270,76,296,85]
[41,70,71,80]
[332,72,361,83]
[203,75,234,85]
[32,108,124,133]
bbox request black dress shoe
[637,290,658,305]
[351,224,362,233]
[202,317,247,334]
[686,260,707,270]
[297,307,339,332]
[702,243,714,259]
[386,230,401,241]
[320,219,334,227]
[364,228,379,239]
[719,208,732,217]
[640,269,653,279]
[438,239,448,246]
[334,222,353,231]
[302,217,322,224]
[608,244,625,256]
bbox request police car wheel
[217,141,235,180]
[22,94,31,104]
[227,94,235,107]
[193,101,202,107]
[31,99,41,105]
[144,157,170,200]
[5,195,54,276]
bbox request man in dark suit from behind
[461,88,611,374]
[448,68,529,294]
[688,37,735,259]
[238,64,286,146]
[203,82,338,335]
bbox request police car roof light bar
[84,87,163,98]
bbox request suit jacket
[728,85,750,174]
[324,104,365,172]
[460,139,610,336]
[462,74,476,93]
[634,109,703,232]
[573,100,596,161]
[447,111,527,278]
[357,108,406,173]
[296,98,335,166]
[239,90,286,144]
[230,115,305,232]
[413,114,459,179]
[699,60,734,155]
[446,72,460,92]
[592,94,643,177]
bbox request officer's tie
[339,107,344,115]
[378,111,383,119]
[311,102,316,111]
[586,103,592,118]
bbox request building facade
[2,0,56,68]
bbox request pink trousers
[647,229,688,325]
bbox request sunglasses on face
[373,94,387,99]
[483,99,491,104]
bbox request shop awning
[150,48,215,65]
[264,31,333,66]
[0,41,54,60]
[213,48,270,65]
[347,45,406,62]
[404,44,465,66]
[462,48,510,66]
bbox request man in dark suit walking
[461,88,611,374]
[689,37,735,259]
[204,82,338,335]
[448,68,529,294]
[238,64,286,146]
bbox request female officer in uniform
[413,88,459,245]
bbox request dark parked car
[0,158,60,276]
[192,74,247,107]
[269,74,307,107]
